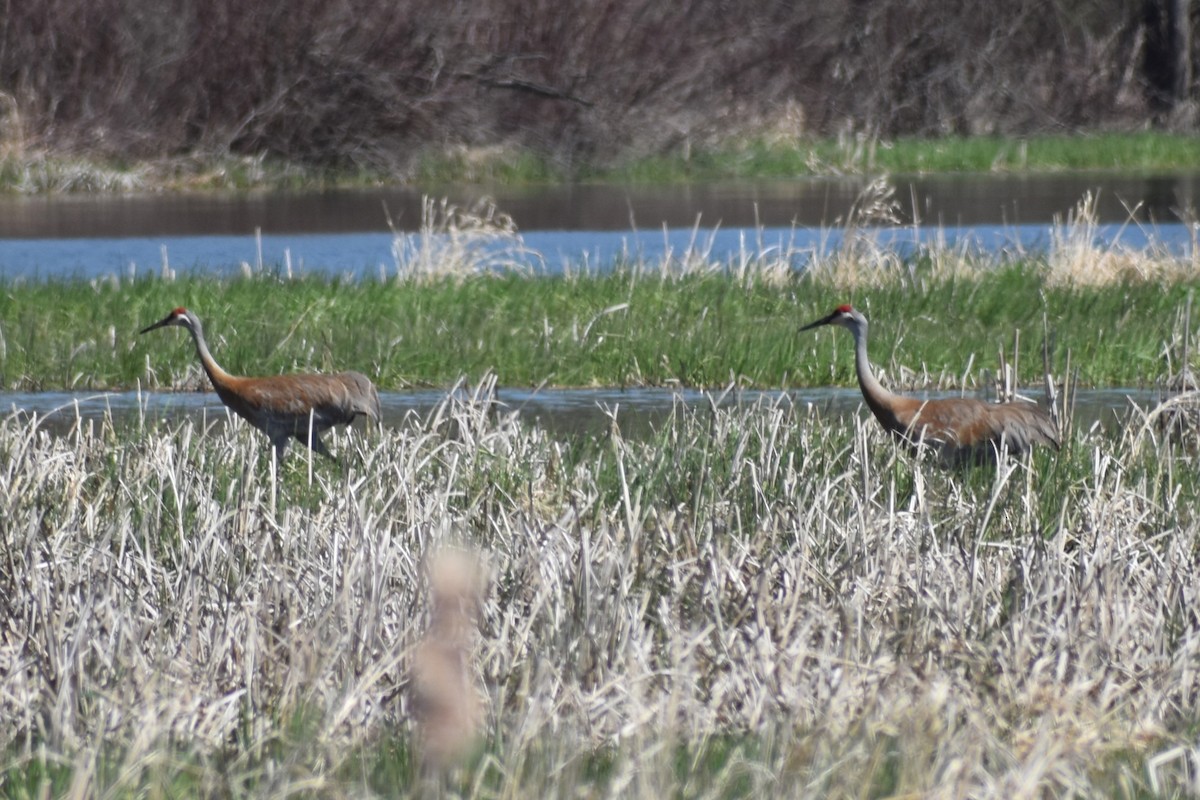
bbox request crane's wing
[224,371,381,433]
[986,401,1060,453]
[905,397,1059,457]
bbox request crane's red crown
[836,304,853,313]
[172,306,188,316]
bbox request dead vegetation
[0,0,1187,175]
[0,378,1197,796]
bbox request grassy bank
[0,373,1196,797]
[527,131,1200,184]
[5,132,1200,193]
[0,259,1196,393]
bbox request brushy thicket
[0,0,1187,173]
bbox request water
[0,173,1192,434]
[0,173,1197,280]
[0,386,1165,442]
[3,173,1197,237]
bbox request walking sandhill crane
[140,307,381,463]
[801,305,1059,462]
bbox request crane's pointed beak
[139,314,175,335]
[799,311,838,333]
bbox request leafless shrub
[825,0,1151,137]
[0,0,1172,174]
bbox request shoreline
[3,132,1199,195]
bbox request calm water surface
[2,173,1198,236]
[0,386,1166,441]
[0,173,1197,280]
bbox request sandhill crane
[801,305,1059,462]
[140,307,381,463]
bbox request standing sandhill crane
[801,305,1059,461]
[140,307,381,463]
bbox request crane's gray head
[799,304,866,333]
[140,307,197,335]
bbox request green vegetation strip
[4,133,1199,193]
[422,132,1200,184]
[0,265,1193,392]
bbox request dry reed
[390,197,541,281]
[1044,192,1196,286]
[0,378,1197,797]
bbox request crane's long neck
[185,319,235,391]
[847,321,902,423]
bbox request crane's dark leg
[272,437,291,465]
[297,429,335,460]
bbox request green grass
[423,132,1200,184]
[0,262,1194,393]
[813,131,1200,175]
[0,731,1179,798]
[0,730,956,798]
[4,133,1199,193]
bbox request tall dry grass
[0,378,1197,796]
[1044,192,1199,286]
[390,197,539,280]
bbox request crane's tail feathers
[1001,403,1061,453]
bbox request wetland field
[3,206,1200,797]
[8,2,1200,791]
